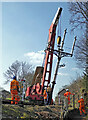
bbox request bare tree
[3,60,34,87]
[75,36,88,70]
[69,2,88,32]
[68,2,88,74]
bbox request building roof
[58,88,66,95]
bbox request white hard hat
[66,89,69,92]
[81,96,83,99]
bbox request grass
[2,104,61,119]
[6,98,11,100]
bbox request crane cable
[57,15,61,37]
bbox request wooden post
[73,94,75,109]
[61,99,65,119]
[58,95,60,105]
[78,95,80,108]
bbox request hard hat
[13,76,16,80]
[81,96,83,99]
[66,89,69,92]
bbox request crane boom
[26,8,76,104]
[26,8,62,103]
[41,8,62,89]
[52,8,62,25]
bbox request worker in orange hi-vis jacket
[10,76,20,104]
[64,89,74,104]
[78,96,87,115]
[43,89,48,105]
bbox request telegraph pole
[51,29,76,101]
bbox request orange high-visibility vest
[64,91,71,101]
[43,90,47,99]
[78,98,85,108]
[10,79,19,92]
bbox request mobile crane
[26,7,76,105]
[26,8,62,104]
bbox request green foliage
[21,112,29,118]
[6,98,11,100]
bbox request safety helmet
[66,89,69,92]
[81,96,83,99]
[13,76,16,80]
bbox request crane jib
[26,8,62,102]
[52,8,62,25]
[41,8,62,89]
